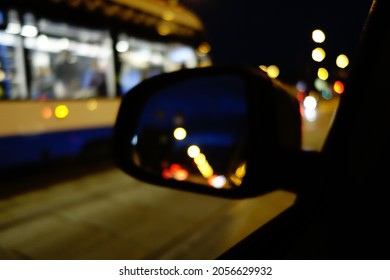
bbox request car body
[113,0,390,259]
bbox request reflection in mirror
[129,75,248,190]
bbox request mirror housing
[113,66,304,198]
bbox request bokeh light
[173,127,187,140]
[187,145,201,158]
[54,105,69,119]
[259,65,268,72]
[312,29,326,43]
[317,68,329,80]
[314,78,328,91]
[86,98,98,111]
[334,81,345,94]
[303,96,317,110]
[312,47,326,62]
[267,65,280,78]
[336,54,349,68]
[296,80,307,92]
[197,42,211,55]
[157,23,170,36]
[208,175,226,189]
[41,106,53,119]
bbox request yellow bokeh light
[194,153,206,165]
[192,151,215,179]
[55,105,69,119]
[199,164,213,178]
[235,163,247,178]
[317,68,329,80]
[229,163,247,187]
[157,23,170,36]
[197,42,211,55]
[336,54,349,68]
[86,98,98,111]
[259,65,268,72]
[173,127,187,140]
[267,65,280,79]
[0,70,5,81]
[162,10,175,21]
[312,47,326,62]
[187,145,200,158]
[312,29,326,43]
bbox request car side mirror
[113,66,305,198]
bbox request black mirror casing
[113,66,303,198]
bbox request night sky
[181,0,373,81]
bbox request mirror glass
[128,74,248,189]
